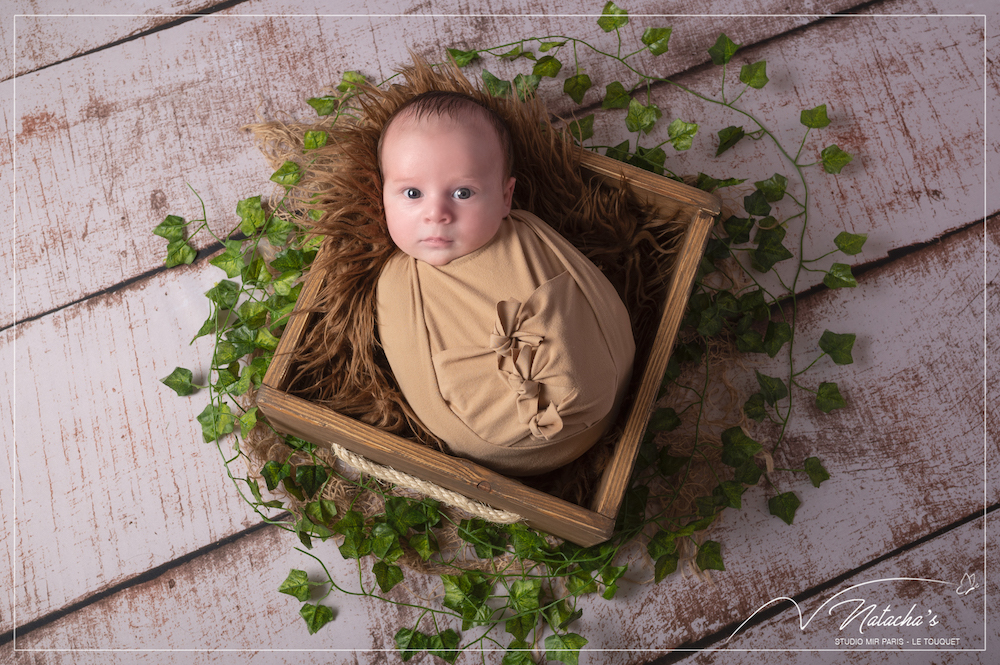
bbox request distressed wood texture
[3,1,220,80]
[10,260,263,631]
[681,516,992,660]
[15,0,988,325]
[9,193,995,660]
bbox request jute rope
[328,442,523,524]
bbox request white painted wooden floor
[4,1,998,663]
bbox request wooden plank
[2,1,221,79]
[8,190,994,658]
[569,215,996,654]
[10,260,265,630]
[14,0,922,325]
[682,516,990,659]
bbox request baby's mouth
[421,236,453,247]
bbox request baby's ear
[502,176,516,212]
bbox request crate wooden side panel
[256,386,615,545]
[590,207,717,518]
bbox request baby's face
[381,113,515,266]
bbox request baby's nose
[425,197,453,223]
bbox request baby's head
[378,90,516,265]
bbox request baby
[375,90,635,476]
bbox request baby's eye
[452,187,472,200]
[404,188,421,199]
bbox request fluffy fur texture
[246,57,688,499]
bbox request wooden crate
[258,149,720,546]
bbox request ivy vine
[157,3,862,662]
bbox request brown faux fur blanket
[246,57,688,500]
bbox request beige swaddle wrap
[376,210,635,475]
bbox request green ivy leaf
[563,73,592,104]
[270,161,302,187]
[502,639,535,665]
[695,173,745,193]
[305,96,337,116]
[708,33,740,65]
[736,328,765,354]
[715,125,745,156]
[304,498,338,527]
[205,279,240,310]
[721,426,762,467]
[629,145,665,175]
[647,529,678,561]
[335,70,366,93]
[654,552,679,582]
[394,627,427,661]
[299,603,334,634]
[442,572,492,629]
[821,144,854,173]
[209,240,244,278]
[800,104,831,129]
[763,320,792,358]
[723,216,754,244]
[539,40,565,52]
[568,114,594,143]
[303,130,328,150]
[743,189,772,216]
[743,392,767,421]
[513,73,541,101]
[278,569,312,601]
[734,458,763,485]
[446,47,479,66]
[499,44,525,59]
[606,139,630,162]
[805,456,831,487]
[372,560,404,592]
[739,60,769,88]
[625,98,662,134]
[458,518,508,559]
[545,632,588,665]
[658,451,688,477]
[597,1,628,32]
[816,381,846,413]
[768,492,801,525]
[408,532,439,561]
[196,402,235,442]
[482,69,513,98]
[261,460,291,491]
[641,27,672,55]
[648,407,681,432]
[161,367,198,396]
[371,523,405,562]
[755,370,788,406]
[819,330,856,365]
[532,55,562,77]
[751,225,793,272]
[602,81,631,109]
[238,406,257,432]
[427,629,461,664]
[696,540,725,571]
[823,262,857,288]
[153,214,187,242]
[834,231,867,255]
[238,299,268,329]
[754,174,787,202]
[295,465,328,499]
[716,480,746,509]
[165,239,197,267]
[667,119,698,150]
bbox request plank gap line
[2,515,288,648]
[7,0,252,82]
[647,503,997,663]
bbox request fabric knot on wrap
[376,210,636,476]
[492,299,565,440]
